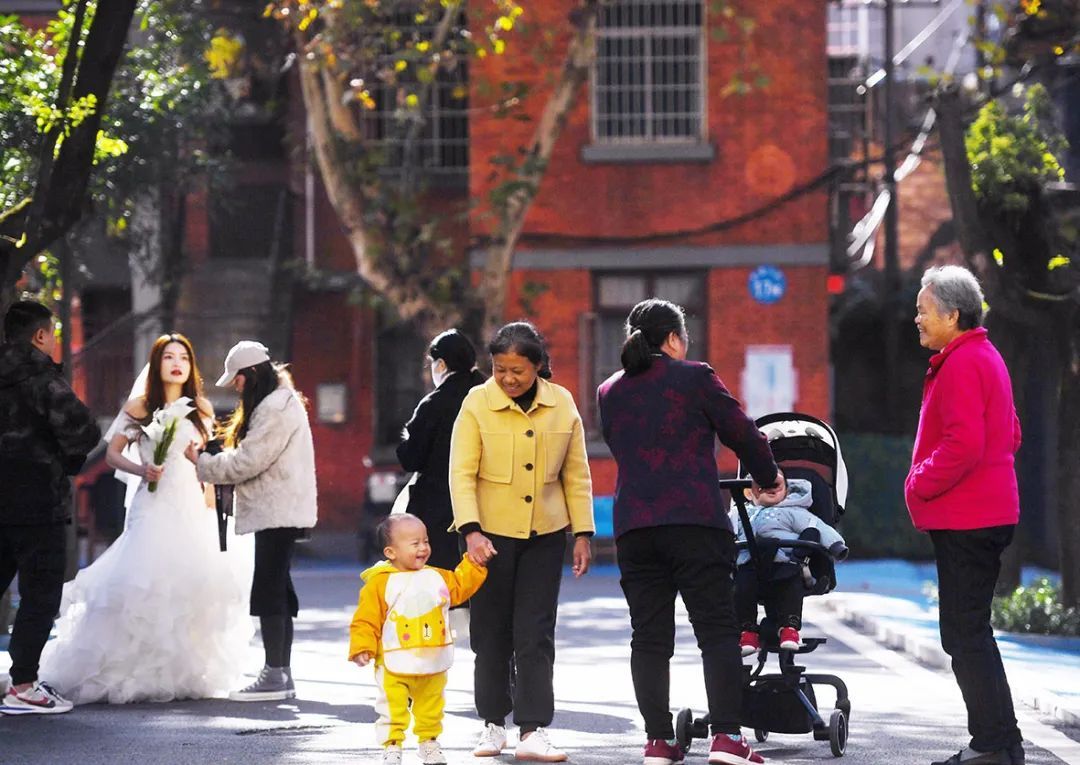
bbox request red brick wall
[297,0,831,527]
[499,265,831,495]
[466,0,831,498]
[469,0,828,247]
[289,290,376,531]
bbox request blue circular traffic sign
[748,265,786,304]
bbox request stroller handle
[718,479,753,492]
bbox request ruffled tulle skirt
[39,475,254,704]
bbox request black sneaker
[932,749,1011,765]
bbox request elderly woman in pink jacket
[906,266,1023,765]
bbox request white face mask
[430,359,450,388]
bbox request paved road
[3,565,1078,764]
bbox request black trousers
[0,523,66,685]
[734,566,805,631]
[469,529,566,729]
[930,526,1022,753]
[618,525,743,738]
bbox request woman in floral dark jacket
[597,298,785,765]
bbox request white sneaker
[381,744,402,765]
[473,723,508,756]
[515,727,568,762]
[0,681,74,715]
[418,739,448,764]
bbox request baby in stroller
[732,477,849,656]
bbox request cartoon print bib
[380,568,453,675]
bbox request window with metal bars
[592,0,706,144]
[360,14,469,182]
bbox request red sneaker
[708,730,760,760]
[778,627,801,652]
[708,733,764,764]
[739,630,761,657]
[643,738,686,765]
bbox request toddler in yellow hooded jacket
[349,513,487,763]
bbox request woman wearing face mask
[395,329,485,570]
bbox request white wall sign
[741,345,798,418]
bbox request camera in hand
[203,437,225,456]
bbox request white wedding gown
[39,417,255,704]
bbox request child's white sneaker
[473,722,507,756]
[381,743,402,765]
[515,727,568,762]
[418,739,447,765]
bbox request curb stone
[823,598,1080,728]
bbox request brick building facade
[291,0,833,533]
[27,0,832,539]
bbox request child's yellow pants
[374,665,448,746]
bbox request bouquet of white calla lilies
[142,396,196,492]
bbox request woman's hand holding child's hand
[465,532,498,567]
[352,652,373,667]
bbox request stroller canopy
[742,412,849,511]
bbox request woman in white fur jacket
[185,341,317,702]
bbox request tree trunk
[0,1,139,295]
[295,48,461,338]
[480,0,601,339]
[1059,315,1080,607]
[936,82,1080,596]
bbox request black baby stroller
[676,412,852,758]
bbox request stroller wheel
[754,729,769,743]
[828,708,848,757]
[675,708,695,752]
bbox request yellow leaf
[992,247,1004,266]
[496,15,513,31]
[204,32,244,79]
[262,3,274,18]
[15,232,27,249]
[406,93,419,108]
[395,59,407,72]
[1048,254,1070,270]
[417,41,430,53]
[477,47,488,58]
[493,38,506,55]
[298,8,317,31]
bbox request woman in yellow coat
[450,321,594,762]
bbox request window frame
[584,269,709,435]
[588,0,710,152]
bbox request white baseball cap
[216,340,271,387]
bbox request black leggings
[251,527,302,668]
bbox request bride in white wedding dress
[39,334,254,704]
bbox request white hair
[920,265,985,329]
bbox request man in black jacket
[0,300,100,715]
